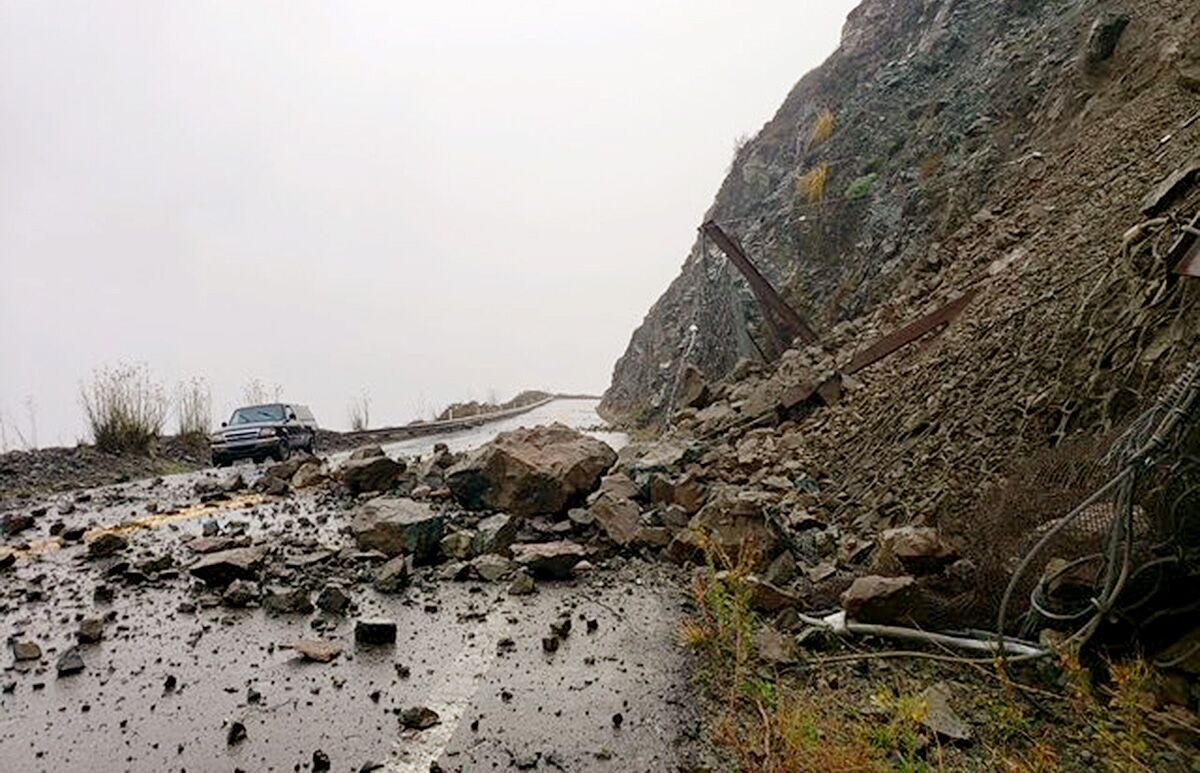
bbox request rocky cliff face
[601,0,1200,422]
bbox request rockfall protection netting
[953,361,1200,652]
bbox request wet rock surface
[0,402,704,771]
[446,423,617,515]
[351,497,446,561]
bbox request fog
[0,0,857,446]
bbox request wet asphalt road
[0,401,706,772]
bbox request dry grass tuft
[242,377,283,405]
[348,391,371,431]
[796,163,831,204]
[681,535,895,772]
[809,109,836,149]
[81,363,168,454]
[176,377,211,440]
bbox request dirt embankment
[0,437,208,508]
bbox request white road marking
[384,606,509,772]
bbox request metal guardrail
[333,396,560,445]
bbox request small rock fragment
[373,556,409,594]
[472,513,518,555]
[510,541,587,579]
[221,579,260,608]
[338,455,404,496]
[76,616,106,644]
[1,512,34,536]
[507,571,535,596]
[263,586,314,615]
[87,532,128,559]
[11,641,41,661]
[354,618,397,645]
[189,546,267,586]
[56,647,85,677]
[226,720,247,746]
[471,553,513,582]
[316,583,351,614]
[920,682,972,742]
[439,530,475,561]
[399,706,440,730]
[841,575,921,625]
[295,640,342,663]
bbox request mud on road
[0,402,707,772]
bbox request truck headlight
[209,433,225,444]
[258,428,278,438]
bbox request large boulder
[446,424,616,516]
[338,455,405,495]
[587,494,641,547]
[189,546,267,586]
[350,497,445,561]
[682,486,780,568]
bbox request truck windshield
[228,405,285,425]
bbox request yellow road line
[4,493,272,560]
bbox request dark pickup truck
[209,403,318,467]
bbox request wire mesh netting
[945,362,1200,650]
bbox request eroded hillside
[603,0,1200,430]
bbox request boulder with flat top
[351,496,445,561]
[446,424,616,516]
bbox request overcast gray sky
[0,0,857,446]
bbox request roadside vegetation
[176,377,212,443]
[348,391,371,431]
[809,109,836,149]
[0,405,34,452]
[80,363,169,454]
[680,537,1193,772]
[242,377,284,405]
[796,162,831,205]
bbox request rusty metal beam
[844,289,979,376]
[701,220,819,346]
